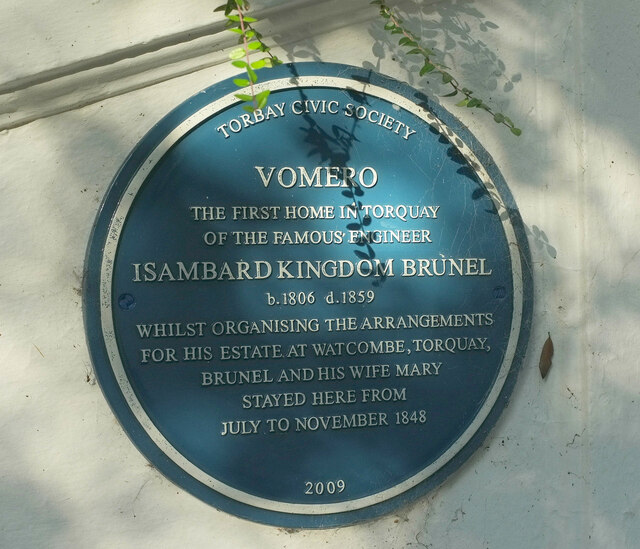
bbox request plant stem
[236,5,258,110]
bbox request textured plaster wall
[1,1,639,547]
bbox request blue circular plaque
[84,63,532,527]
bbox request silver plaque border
[99,76,524,514]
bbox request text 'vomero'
[131,258,492,282]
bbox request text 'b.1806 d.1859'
[84,63,532,527]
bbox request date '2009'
[304,480,345,495]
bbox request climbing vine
[371,0,521,135]
[216,0,521,134]
[215,0,282,112]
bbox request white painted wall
[1,0,638,546]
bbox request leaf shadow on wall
[366,0,521,104]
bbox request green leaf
[229,47,245,60]
[251,59,266,69]
[235,93,253,101]
[227,28,243,34]
[467,98,481,108]
[399,37,416,47]
[407,48,422,55]
[245,30,255,39]
[510,127,522,136]
[232,60,247,68]
[243,105,255,113]
[257,93,269,109]
[442,72,453,84]
[384,22,395,30]
[227,14,240,21]
[247,67,258,83]
[214,1,235,13]
[256,89,270,102]
[248,41,262,50]
[243,16,257,23]
[419,62,435,76]
[233,78,250,87]
[441,90,458,97]
[456,98,469,107]
[493,113,505,123]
